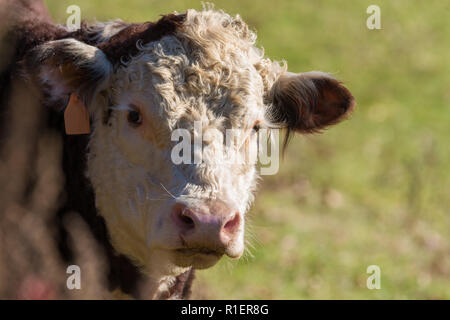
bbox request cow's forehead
[112,9,271,128]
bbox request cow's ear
[269,71,355,136]
[24,39,112,110]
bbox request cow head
[25,9,354,278]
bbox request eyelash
[126,107,259,134]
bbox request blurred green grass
[45,0,450,299]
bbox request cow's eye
[127,110,142,126]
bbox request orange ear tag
[64,93,91,135]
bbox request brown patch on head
[98,14,186,66]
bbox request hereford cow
[0,1,354,299]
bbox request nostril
[172,204,195,231]
[223,212,241,235]
[179,214,194,227]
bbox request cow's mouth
[172,247,223,269]
[175,247,223,257]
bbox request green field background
[44,0,450,299]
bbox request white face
[87,33,268,276]
[27,9,353,278]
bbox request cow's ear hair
[24,38,112,110]
[269,71,355,144]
